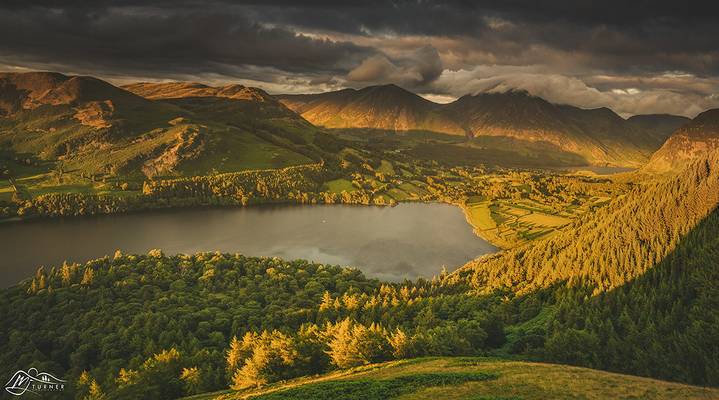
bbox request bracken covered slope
[643,108,719,173]
[457,150,719,294]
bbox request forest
[1,152,718,399]
[0,251,504,399]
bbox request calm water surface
[555,166,636,175]
[0,203,495,287]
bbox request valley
[1,70,719,400]
[0,72,629,252]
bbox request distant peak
[472,86,532,97]
[358,84,433,103]
[0,71,68,80]
[0,71,70,91]
[504,88,532,96]
[626,113,690,123]
[218,83,247,90]
[586,106,622,118]
[363,83,408,92]
[456,89,546,104]
[693,108,719,123]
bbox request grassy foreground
[183,357,719,400]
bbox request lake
[0,203,495,287]
[554,166,636,175]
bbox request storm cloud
[1,0,718,116]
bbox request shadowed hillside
[626,114,690,147]
[548,203,719,384]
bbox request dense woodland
[0,252,504,399]
[1,153,718,399]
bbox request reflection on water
[0,203,496,287]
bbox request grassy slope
[0,74,327,199]
[321,178,356,193]
[184,357,719,400]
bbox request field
[460,188,612,249]
[377,159,396,175]
[461,199,569,248]
[322,178,356,193]
[183,357,719,400]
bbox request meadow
[183,357,719,400]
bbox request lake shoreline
[1,198,510,251]
[0,202,497,288]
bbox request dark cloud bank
[1,1,718,116]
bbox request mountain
[122,81,338,176]
[123,81,305,129]
[444,92,616,165]
[278,84,462,134]
[643,108,719,173]
[0,71,172,129]
[0,72,332,181]
[122,81,275,102]
[280,87,688,167]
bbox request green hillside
[185,357,718,400]
[459,151,719,294]
[0,72,333,195]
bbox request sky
[1,0,718,117]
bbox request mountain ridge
[122,81,276,103]
[278,84,457,134]
[279,85,690,167]
[0,72,326,179]
[0,71,701,175]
